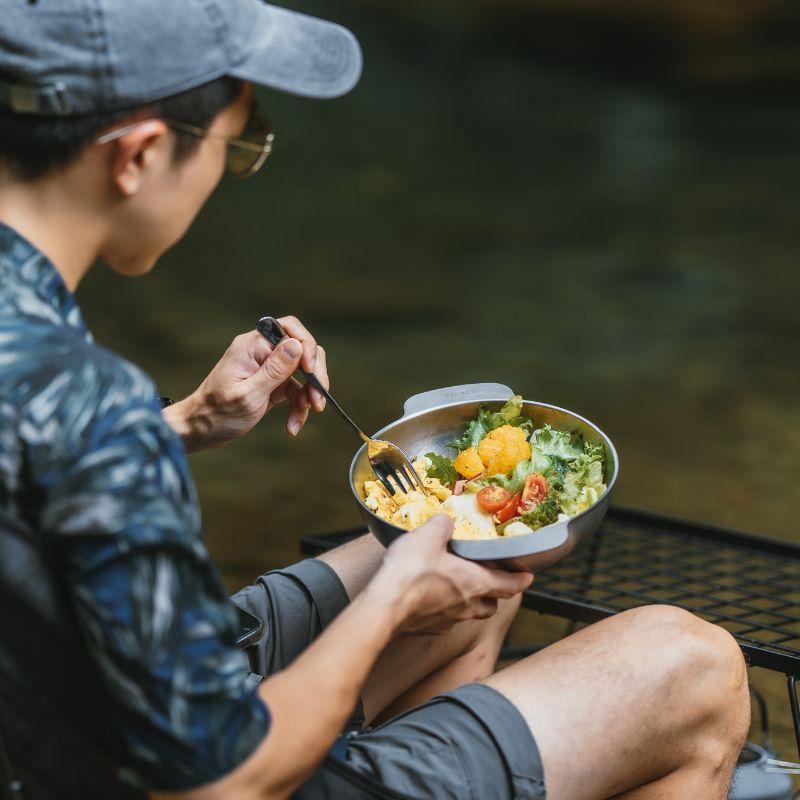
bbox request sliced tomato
[477,485,512,513]
[453,479,467,496]
[494,492,522,524]
[519,473,548,512]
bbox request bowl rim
[348,397,620,539]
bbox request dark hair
[0,76,243,181]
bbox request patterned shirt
[0,222,270,791]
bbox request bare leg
[363,594,520,724]
[485,605,750,800]
[316,534,386,601]
[316,536,522,723]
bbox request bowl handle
[403,383,514,417]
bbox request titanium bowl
[349,383,619,572]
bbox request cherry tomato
[520,474,548,511]
[477,485,512,513]
[494,492,522,524]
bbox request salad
[363,395,607,540]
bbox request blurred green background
[79,0,800,769]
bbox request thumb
[412,513,453,546]
[249,337,303,393]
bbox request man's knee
[619,605,749,737]
[627,605,744,680]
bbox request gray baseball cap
[0,0,362,116]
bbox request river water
[79,0,800,777]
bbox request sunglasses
[97,106,275,180]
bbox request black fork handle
[256,317,369,443]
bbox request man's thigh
[232,558,350,676]
[342,683,546,800]
[484,605,748,800]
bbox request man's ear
[109,120,171,197]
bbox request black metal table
[300,506,800,758]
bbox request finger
[247,337,303,395]
[291,377,312,413]
[223,331,274,383]
[286,382,309,436]
[480,567,534,599]
[469,598,498,620]
[308,346,328,412]
[268,376,304,408]
[245,328,274,362]
[227,330,274,378]
[278,316,318,374]
[286,384,311,437]
[303,384,318,415]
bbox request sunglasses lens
[227,112,274,178]
[226,147,258,178]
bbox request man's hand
[372,515,534,635]
[163,316,329,452]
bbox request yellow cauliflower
[478,425,531,476]
[454,447,484,479]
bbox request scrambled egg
[477,425,531,476]
[364,457,498,540]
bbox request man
[0,2,750,799]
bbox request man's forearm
[152,579,406,800]
[168,574,409,800]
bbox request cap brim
[231,4,362,100]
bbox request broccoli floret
[521,495,560,530]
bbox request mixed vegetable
[363,395,608,541]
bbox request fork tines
[374,464,422,496]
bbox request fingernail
[283,339,302,358]
[288,420,300,436]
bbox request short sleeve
[23,348,270,791]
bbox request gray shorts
[232,558,546,800]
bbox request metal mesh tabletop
[300,507,800,676]
[524,507,800,675]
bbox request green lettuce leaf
[447,415,489,452]
[581,441,605,471]
[543,455,570,490]
[530,424,584,461]
[448,395,532,452]
[488,447,551,495]
[488,459,533,495]
[481,395,534,434]
[555,440,607,517]
[424,453,458,487]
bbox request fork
[256,317,429,498]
